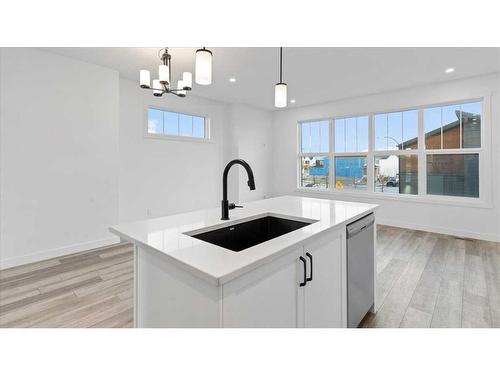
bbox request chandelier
[139,47,213,98]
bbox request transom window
[147,108,207,139]
[297,100,483,200]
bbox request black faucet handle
[228,203,243,210]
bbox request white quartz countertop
[110,195,378,286]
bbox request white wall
[271,74,500,241]
[0,47,273,268]
[0,48,120,268]
[118,80,274,223]
[118,78,229,222]
[228,104,273,203]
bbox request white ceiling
[44,47,500,110]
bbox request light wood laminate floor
[0,244,133,328]
[362,225,500,328]
[1,226,499,328]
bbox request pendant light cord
[279,47,283,83]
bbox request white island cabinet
[223,228,343,328]
[110,195,377,328]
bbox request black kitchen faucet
[221,159,255,220]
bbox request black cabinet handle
[306,252,313,282]
[299,256,307,287]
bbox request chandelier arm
[140,86,186,97]
[170,91,185,97]
[141,87,167,94]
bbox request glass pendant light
[195,48,212,85]
[274,47,287,108]
[275,83,287,108]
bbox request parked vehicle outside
[386,177,399,187]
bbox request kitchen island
[110,195,378,328]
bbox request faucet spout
[221,159,256,220]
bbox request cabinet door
[304,229,344,328]
[223,246,304,328]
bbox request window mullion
[418,108,426,196]
[330,118,335,190]
[367,114,374,193]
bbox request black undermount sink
[188,215,315,252]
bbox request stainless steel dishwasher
[346,213,375,328]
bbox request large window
[147,108,207,139]
[373,110,418,195]
[333,116,369,191]
[423,102,481,197]
[299,120,329,188]
[298,100,483,201]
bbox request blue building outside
[309,158,365,179]
[309,158,330,176]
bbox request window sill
[144,133,214,144]
[294,187,493,209]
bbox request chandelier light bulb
[152,79,163,96]
[159,65,169,84]
[182,72,192,90]
[177,80,186,96]
[140,70,151,88]
[195,48,212,85]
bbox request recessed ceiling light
[229,77,236,83]
[290,99,296,104]
[445,67,455,74]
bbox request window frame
[144,106,212,143]
[297,118,332,190]
[331,114,370,191]
[372,109,419,195]
[296,95,492,208]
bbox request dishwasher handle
[347,214,374,238]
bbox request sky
[148,109,205,138]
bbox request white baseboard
[378,218,500,243]
[0,236,121,270]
